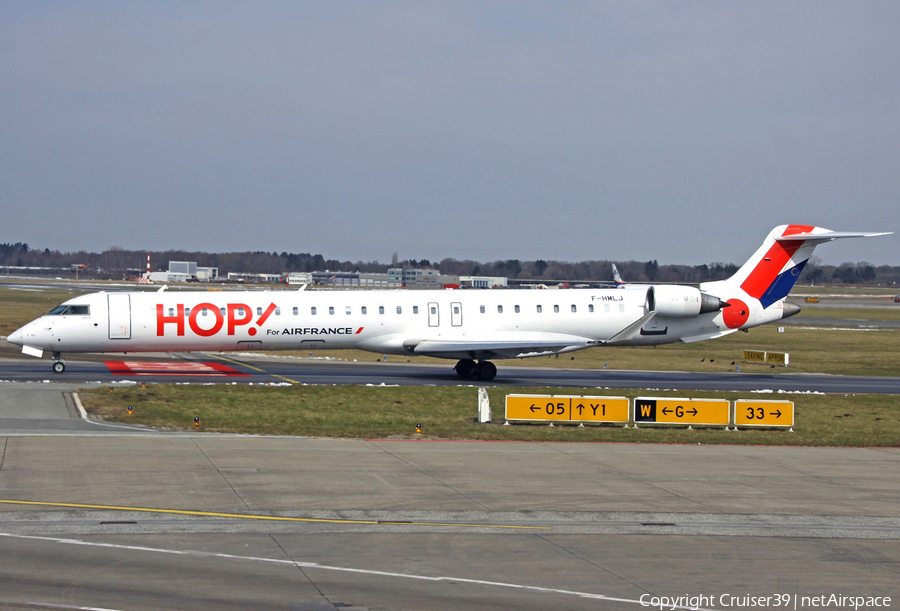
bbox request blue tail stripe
[759,260,808,308]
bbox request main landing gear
[52,352,66,374]
[454,359,497,381]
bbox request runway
[1,382,899,609]
[2,352,900,394]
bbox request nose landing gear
[454,359,497,381]
[52,352,66,374]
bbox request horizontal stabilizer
[776,230,892,242]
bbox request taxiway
[0,381,899,609]
[2,353,900,394]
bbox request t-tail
[700,224,892,331]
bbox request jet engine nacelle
[647,285,726,318]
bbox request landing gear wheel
[455,359,477,379]
[52,361,66,374]
[474,360,497,381]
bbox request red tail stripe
[740,224,813,299]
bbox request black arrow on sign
[662,407,672,415]
[530,404,540,413]
[770,410,782,418]
[688,408,698,416]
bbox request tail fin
[702,225,891,307]
[612,264,625,287]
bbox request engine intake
[647,285,727,318]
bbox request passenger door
[107,294,132,339]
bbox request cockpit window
[47,305,90,316]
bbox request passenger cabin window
[202,308,208,316]
[311,307,317,315]
[256,307,262,316]
[604,304,610,313]
[571,305,577,313]
[396,306,402,314]
[345,306,352,315]
[293,307,298,315]
[169,307,175,317]
[413,306,419,314]
[537,305,542,313]
[514,305,520,313]
[275,307,281,316]
[554,305,560,313]
[480,305,486,314]
[184,307,191,316]
[619,304,625,313]
[379,306,385,315]
[329,307,335,315]
[589,304,594,313]
[361,306,367,315]
[220,307,226,317]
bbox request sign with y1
[505,395,629,424]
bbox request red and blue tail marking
[740,224,814,308]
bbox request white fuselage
[10,286,753,360]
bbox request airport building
[226,272,284,283]
[148,261,218,283]
[459,275,508,288]
[141,261,505,289]
[298,268,501,289]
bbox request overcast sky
[2,2,898,266]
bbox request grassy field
[80,384,900,446]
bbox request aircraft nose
[7,327,24,346]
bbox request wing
[402,333,602,360]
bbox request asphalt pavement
[2,352,900,393]
[1,380,899,609]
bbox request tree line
[0,242,896,286]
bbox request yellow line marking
[205,353,301,385]
[0,500,547,530]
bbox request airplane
[612,264,626,287]
[6,225,891,381]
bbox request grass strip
[80,384,900,447]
